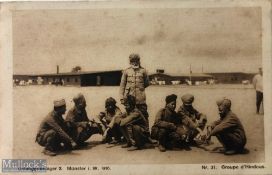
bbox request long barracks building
[13,70,256,86]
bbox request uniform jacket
[153,107,181,130]
[119,66,149,104]
[177,105,203,130]
[252,74,263,92]
[120,108,148,132]
[97,107,122,128]
[210,111,247,145]
[65,106,89,123]
[36,111,74,143]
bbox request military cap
[216,97,231,109]
[129,53,140,62]
[165,94,177,104]
[105,97,117,106]
[181,94,194,105]
[54,99,66,107]
[124,95,136,106]
[73,93,85,104]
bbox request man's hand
[169,123,177,131]
[99,112,106,118]
[205,134,211,141]
[120,99,125,105]
[196,127,206,138]
[102,128,110,140]
[71,141,77,149]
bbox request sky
[12,7,262,74]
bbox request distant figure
[177,94,207,146]
[35,99,77,156]
[66,93,103,146]
[252,67,263,114]
[119,95,150,151]
[97,97,123,144]
[151,94,187,152]
[206,98,247,155]
[119,53,150,120]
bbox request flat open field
[13,84,264,164]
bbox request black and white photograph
[0,1,272,174]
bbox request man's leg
[111,125,122,143]
[127,125,148,151]
[260,92,263,113]
[157,128,168,152]
[120,125,135,148]
[215,133,245,155]
[136,103,157,144]
[41,130,61,156]
[136,103,149,119]
[256,91,263,114]
[75,121,105,145]
[151,126,159,140]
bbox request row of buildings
[13,69,255,86]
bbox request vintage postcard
[0,0,271,174]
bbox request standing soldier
[65,93,103,146]
[97,97,123,144]
[119,95,150,151]
[119,53,155,144]
[151,94,187,152]
[119,53,149,120]
[35,99,77,156]
[252,67,263,114]
[177,94,207,145]
[206,98,247,155]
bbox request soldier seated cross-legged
[35,99,77,156]
[205,98,247,155]
[97,97,124,144]
[65,93,104,147]
[151,94,188,152]
[118,95,152,151]
[177,94,208,147]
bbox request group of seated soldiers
[36,93,247,156]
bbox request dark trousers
[156,128,183,149]
[216,132,246,151]
[72,121,102,144]
[105,124,123,142]
[121,125,148,148]
[136,103,151,134]
[158,128,179,147]
[136,103,149,119]
[256,91,263,113]
[36,129,72,151]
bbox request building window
[67,78,70,82]
[75,78,78,82]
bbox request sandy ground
[13,85,264,164]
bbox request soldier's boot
[121,126,135,148]
[127,145,141,151]
[158,144,166,152]
[121,142,132,148]
[224,149,237,155]
[62,141,73,151]
[180,141,192,151]
[147,136,157,144]
[42,147,57,156]
[109,139,117,145]
[77,141,89,147]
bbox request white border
[0,0,271,174]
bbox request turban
[181,94,194,105]
[165,94,177,104]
